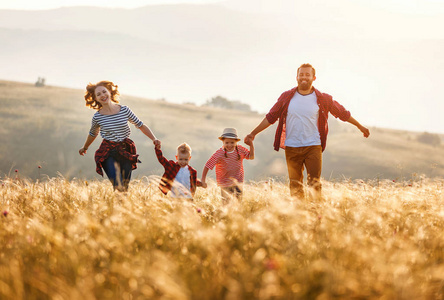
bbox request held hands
[244,133,255,146]
[153,139,161,150]
[201,181,207,188]
[244,138,254,147]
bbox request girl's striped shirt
[205,145,250,187]
[89,105,143,142]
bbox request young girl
[79,80,160,191]
[201,128,254,203]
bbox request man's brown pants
[285,145,322,199]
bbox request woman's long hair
[84,80,120,110]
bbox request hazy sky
[1,0,443,133]
[0,0,222,10]
[1,0,443,14]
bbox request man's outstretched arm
[244,117,272,144]
[347,116,370,138]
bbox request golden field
[1,176,443,299]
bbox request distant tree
[35,77,45,87]
[203,96,253,112]
[417,132,441,147]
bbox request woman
[79,80,160,191]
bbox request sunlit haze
[0,0,222,10]
[1,0,443,15]
[0,0,443,133]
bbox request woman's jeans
[101,150,132,191]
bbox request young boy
[155,142,203,199]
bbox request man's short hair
[297,63,316,77]
[177,143,192,156]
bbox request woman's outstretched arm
[79,135,96,156]
[139,124,161,147]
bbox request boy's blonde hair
[177,143,192,156]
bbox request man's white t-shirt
[170,167,192,198]
[284,91,322,147]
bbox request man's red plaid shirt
[266,87,351,152]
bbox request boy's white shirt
[170,166,192,198]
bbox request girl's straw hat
[219,128,241,141]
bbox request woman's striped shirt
[89,105,143,142]
[205,145,250,187]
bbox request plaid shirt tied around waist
[94,138,140,176]
[266,87,351,152]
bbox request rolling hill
[0,80,442,181]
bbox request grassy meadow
[1,176,443,299]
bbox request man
[244,63,370,199]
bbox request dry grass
[0,176,443,299]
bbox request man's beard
[298,79,313,90]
